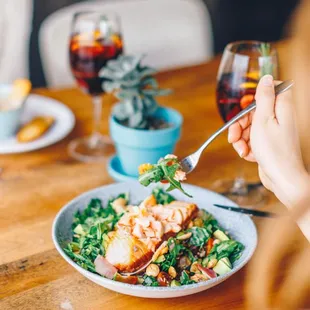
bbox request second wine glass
[68,12,123,162]
[215,41,278,207]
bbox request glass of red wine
[215,41,278,207]
[68,12,123,161]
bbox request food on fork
[138,154,191,197]
[63,189,244,286]
[17,116,55,143]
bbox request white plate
[0,94,75,154]
[53,182,257,298]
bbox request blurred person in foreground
[228,1,310,308]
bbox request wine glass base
[68,135,114,162]
[211,179,267,208]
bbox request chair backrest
[0,0,33,83]
[39,0,213,88]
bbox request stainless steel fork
[180,80,294,174]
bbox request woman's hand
[228,75,309,207]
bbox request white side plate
[0,94,75,154]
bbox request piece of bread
[17,116,55,143]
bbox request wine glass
[68,12,123,162]
[215,41,278,207]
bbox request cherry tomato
[157,271,171,286]
[206,238,214,255]
[160,180,169,184]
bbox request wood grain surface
[1,43,306,309]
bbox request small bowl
[0,84,24,140]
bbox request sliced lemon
[246,71,260,80]
[240,82,257,89]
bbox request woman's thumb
[255,75,275,121]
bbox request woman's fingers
[228,122,241,143]
[232,139,249,158]
[275,89,294,125]
[255,75,276,122]
[244,151,256,162]
[241,126,251,142]
[228,113,252,143]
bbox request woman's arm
[228,74,310,240]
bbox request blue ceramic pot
[110,107,183,177]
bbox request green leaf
[152,187,176,204]
[138,67,157,78]
[113,103,129,121]
[140,76,158,88]
[161,163,192,198]
[199,210,220,233]
[138,157,192,197]
[159,238,185,272]
[180,271,195,285]
[100,54,172,129]
[142,89,172,96]
[128,111,144,128]
[143,275,159,286]
[207,240,244,262]
[188,227,210,247]
[102,81,121,93]
[142,96,158,116]
[258,42,274,77]
[138,166,164,186]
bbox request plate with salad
[53,182,257,298]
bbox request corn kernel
[138,163,153,175]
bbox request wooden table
[0,43,304,309]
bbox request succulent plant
[100,55,172,129]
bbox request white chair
[0,0,33,83]
[39,0,213,88]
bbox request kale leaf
[188,227,210,247]
[180,271,195,285]
[64,194,128,272]
[143,275,159,286]
[207,240,245,263]
[138,157,192,197]
[152,187,176,205]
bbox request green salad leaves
[188,227,210,247]
[152,187,176,205]
[64,194,128,272]
[138,156,192,197]
[63,189,245,287]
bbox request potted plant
[100,55,183,177]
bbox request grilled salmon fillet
[104,196,198,273]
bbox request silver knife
[213,204,279,218]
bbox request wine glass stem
[90,95,102,148]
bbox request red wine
[70,33,123,95]
[216,72,258,122]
